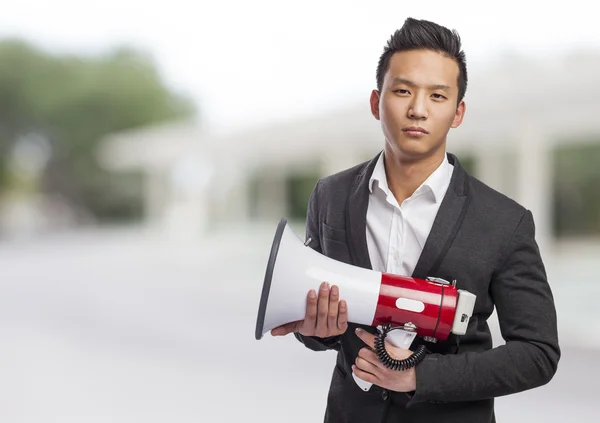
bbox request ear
[370,89,381,121]
[451,100,466,128]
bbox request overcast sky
[1,0,599,134]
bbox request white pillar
[222,172,250,223]
[474,146,511,196]
[320,150,360,177]
[514,125,553,258]
[144,167,168,226]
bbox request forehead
[384,50,459,89]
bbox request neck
[383,146,446,204]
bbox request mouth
[402,126,429,135]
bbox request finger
[315,282,330,337]
[358,347,380,364]
[359,347,389,374]
[355,327,377,349]
[327,285,339,332]
[352,365,378,385]
[355,356,383,379]
[304,289,318,330]
[270,321,300,336]
[337,299,348,332]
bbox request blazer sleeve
[294,179,342,352]
[409,209,560,405]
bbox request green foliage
[553,142,600,237]
[456,154,477,176]
[0,39,195,221]
[286,171,321,222]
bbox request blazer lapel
[344,151,470,278]
[411,153,471,279]
[345,152,381,270]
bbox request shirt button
[381,390,389,401]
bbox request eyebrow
[391,77,451,91]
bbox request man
[270,17,560,423]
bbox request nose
[407,93,428,120]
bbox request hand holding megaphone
[256,218,477,392]
[268,280,414,392]
[268,280,418,392]
[353,328,419,393]
[270,281,349,338]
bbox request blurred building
[98,53,600,252]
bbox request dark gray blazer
[295,152,560,423]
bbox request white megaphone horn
[255,218,476,391]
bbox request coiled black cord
[374,325,428,371]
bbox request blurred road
[0,225,597,422]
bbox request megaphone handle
[352,327,418,392]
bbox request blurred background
[1,1,599,421]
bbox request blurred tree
[553,142,600,237]
[0,39,195,221]
[286,169,321,222]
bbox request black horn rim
[255,218,288,340]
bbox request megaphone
[256,218,476,391]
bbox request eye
[393,89,410,95]
[431,93,446,100]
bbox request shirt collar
[368,151,454,204]
[368,152,390,194]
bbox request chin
[391,142,433,159]
[390,137,444,160]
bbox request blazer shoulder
[467,173,527,218]
[318,159,371,194]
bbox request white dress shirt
[366,152,454,275]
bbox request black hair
[376,18,468,103]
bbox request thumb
[270,321,301,336]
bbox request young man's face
[370,49,465,162]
